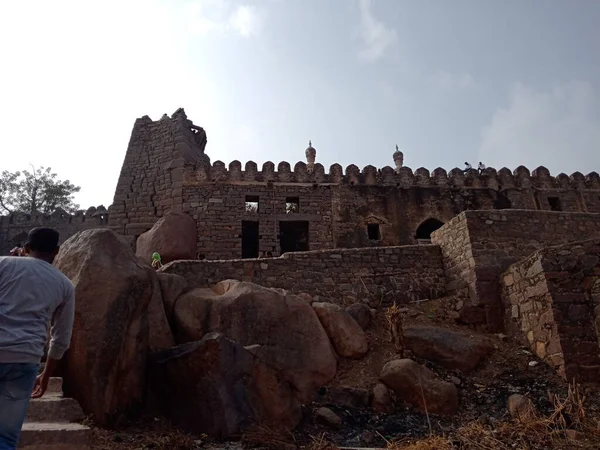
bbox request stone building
[2,107,600,383]
[106,108,600,260]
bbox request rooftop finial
[393,145,404,173]
[305,140,316,173]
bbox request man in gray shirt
[0,227,75,449]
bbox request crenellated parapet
[0,206,109,227]
[183,161,600,190]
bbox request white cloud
[186,0,264,38]
[479,81,600,174]
[357,0,397,61]
[229,5,264,38]
[428,70,477,91]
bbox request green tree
[0,166,81,214]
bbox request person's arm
[32,283,75,398]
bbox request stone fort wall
[163,244,445,305]
[0,207,109,255]
[501,239,600,383]
[432,210,600,331]
[108,109,600,261]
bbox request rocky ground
[88,297,600,449]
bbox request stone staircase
[20,377,91,449]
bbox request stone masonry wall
[432,210,600,331]
[107,110,600,258]
[108,108,208,245]
[162,244,445,305]
[501,239,600,382]
[0,209,109,255]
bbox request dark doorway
[415,218,445,240]
[241,221,259,258]
[548,197,562,211]
[279,221,309,254]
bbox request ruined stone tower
[107,108,209,244]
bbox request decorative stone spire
[393,144,404,173]
[305,140,316,173]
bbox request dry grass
[385,436,452,450]
[382,382,600,450]
[85,416,199,450]
[241,424,297,449]
[304,433,339,450]
[384,302,405,356]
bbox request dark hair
[26,227,60,253]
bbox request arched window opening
[415,218,445,241]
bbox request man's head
[24,227,60,262]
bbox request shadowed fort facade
[105,108,600,260]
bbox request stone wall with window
[96,110,600,261]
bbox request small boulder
[507,394,536,420]
[345,303,372,330]
[314,407,342,429]
[380,359,458,416]
[322,386,370,409]
[371,383,393,413]
[404,326,494,373]
[149,332,302,438]
[313,302,368,359]
[136,212,197,265]
[297,293,314,304]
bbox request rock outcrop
[136,212,197,265]
[380,359,459,416]
[149,333,302,438]
[404,326,494,372]
[312,302,368,359]
[172,280,337,401]
[54,228,173,425]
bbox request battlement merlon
[183,160,600,190]
[128,110,600,190]
[0,205,109,226]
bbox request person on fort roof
[463,162,472,173]
[478,162,486,175]
[0,227,75,449]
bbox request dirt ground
[90,298,600,449]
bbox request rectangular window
[285,197,300,214]
[245,195,259,213]
[548,197,562,211]
[367,223,381,240]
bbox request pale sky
[1,0,599,209]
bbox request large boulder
[136,212,197,265]
[404,326,494,373]
[172,280,337,401]
[157,272,189,325]
[149,333,301,438]
[54,229,174,425]
[312,302,368,359]
[380,359,459,416]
